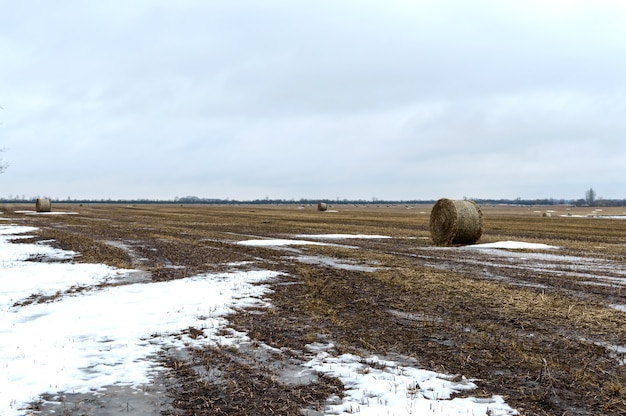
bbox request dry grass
[4,203,626,415]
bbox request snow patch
[304,345,517,415]
[465,241,558,250]
[295,234,391,240]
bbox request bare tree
[585,187,596,206]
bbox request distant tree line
[1,194,624,207]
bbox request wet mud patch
[161,342,343,415]
[29,376,176,415]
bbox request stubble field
[2,203,625,415]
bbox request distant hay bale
[36,198,51,212]
[317,202,328,212]
[542,212,552,217]
[429,198,483,246]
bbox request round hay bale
[36,198,51,212]
[429,198,483,245]
[542,212,552,217]
[317,202,328,212]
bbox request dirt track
[4,203,626,415]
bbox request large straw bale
[317,202,328,212]
[36,198,51,212]
[429,198,482,245]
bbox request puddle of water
[227,261,255,267]
[35,378,172,415]
[290,255,379,272]
[238,239,331,247]
[240,340,320,386]
[104,240,132,250]
[417,248,626,288]
[608,345,626,365]
[104,240,164,269]
[387,309,444,323]
[581,337,626,366]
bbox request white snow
[466,241,557,250]
[11,211,78,215]
[0,225,278,415]
[0,225,39,236]
[237,234,391,247]
[1,224,516,416]
[610,304,626,313]
[295,234,391,239]
[304,347,516,415]
[560,214,626,219]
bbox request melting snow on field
[237,234,391,247]
[295,234,391,239]
[304,345,515,415]
[10,211,78,215]
[466,241,557,250]
[0,225,277,415]
[1,224,516,415]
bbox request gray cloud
[1,0,626,200]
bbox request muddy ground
[3,203,626,415]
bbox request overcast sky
[1,0,625,201]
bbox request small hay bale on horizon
[317,202,328,211]
[429,198,483,246]
[36,198,51,213]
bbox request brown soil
[4,203,626,415]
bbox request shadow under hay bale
[429,198,482,245]
[35,198,51,213]
[317,202,328,212]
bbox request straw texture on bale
[429,198,482,245]
[317,202,328,211]
[36,198,51,213]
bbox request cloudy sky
[1,0,625,201]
